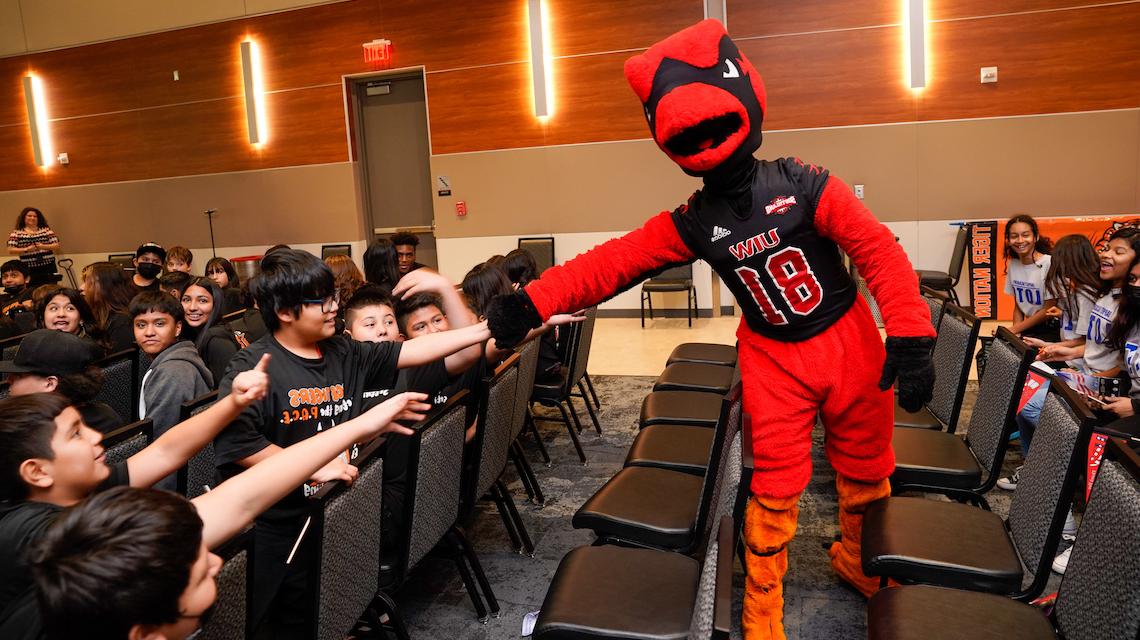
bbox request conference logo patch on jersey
[765,195,797,216]
[728,229,780,261]
[710,225,732,242]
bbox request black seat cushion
[894,402,942,430]
[867,585,1055,640]
[640,390,723,429]
[891,427,982,490]
[535,545,699,640]
[573,466,702,550]
[915,270,953,288]
[653,362,734,394]
[666,343,737,367]
[862,496,1023,593]
[532,370,568,402]
[625,424,715,476]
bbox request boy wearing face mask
[0,260,34,315]
[132,243,166,292]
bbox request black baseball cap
[136,242,166,262]
[0,330,102,376]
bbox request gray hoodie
[140,339,213,457]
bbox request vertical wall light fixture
[526,0,554,119]
[240,39,268,145]
[904,0,927,90]
[21,75,53,168]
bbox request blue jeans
[1015,377,1051,458]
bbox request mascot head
[625,19,766,177]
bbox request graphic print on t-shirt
[1088,301,1114,345]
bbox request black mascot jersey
[671,157,858,341]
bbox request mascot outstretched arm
[487,19,935,640]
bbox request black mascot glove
[487,291,543,350]
[879,336,936,413]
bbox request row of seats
[531,342,745,640]
[865,289,1140,638]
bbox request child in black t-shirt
[0,260,34,316]
[213,250,490,639]
[0,361,270,639]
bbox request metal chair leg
[512,440,545,505]
[584,372,601,409]
[555,401,587,464]
[510,444,537,503]
[525,410,552,466]
[640,291,646,328]
[688,286,693,327]
[577,380,602,434]
[489,482,523,551]
[452,527,500,616]
[496,479,535,556]
[450,542,488,621]
[565,397,585,434]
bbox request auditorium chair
[573,387,743,554]
[915,224,968,305]
[303,439,386,640]
[534,516,736,640]
[653,361,735,395]
[895,303,980,433]
[640,389,724,429]
[625,382,742,477]
[186,529,251,640]
[641,263,698,328]
[863,379,1094,601]
[176,391,220,499]
[0,332,25,360]
[93,347,141,424]
[463,353,534,554]
[890,327,1034,507]
[509,339,547,504]
[531,309,598,464]
[372,391,500,632]
[569,306,602,418]
[921,285,948,333]
[666,342,737,368]
[101,418,153,467]
[867,437,1140,640]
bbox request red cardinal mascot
[487,19,935,639]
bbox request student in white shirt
[1002,214,1058,341]
[1025,235,1101,368]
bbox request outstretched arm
[524,210,695,320]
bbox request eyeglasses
[302,293,340,314]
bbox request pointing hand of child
[232,354,271,406]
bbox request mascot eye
[722,58,740,79]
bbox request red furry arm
[524,211,696,320]
[814,178,934,339]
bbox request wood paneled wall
[1,0,1138,192]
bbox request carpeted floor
[389,377,1041,640]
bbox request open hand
[1102,396,1135,418]
[546,310,586,327]
[310,457,359,485]
[361,392,430,438]
[393,269,450,300]
[231,354,271,407]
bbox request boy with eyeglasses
[213,249,489,639]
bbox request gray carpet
[389,377,1040,640]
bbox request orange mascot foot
[742,493,801,640]
[829,475,891,597]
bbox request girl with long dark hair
[363,239,401,292]
[82,262,137,353]
[1003,214,1057,340]
[180,276,239,388]
[37,287,96,338]
[204,257,243,314]
[1025,235,1101,366]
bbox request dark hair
[1003,214,1053,261]
[1104,226,1140,347]
[204,257,239,290]
[395,291,443,335]
[31,486,203,640]
[391,232,419,248]
[158,271,194,299]
[265,244,291,256]
[1,259,29,278]
[128,290,185,323]
[325,254,364,303]
[83,262,136,331]
[503,249,538,286]
[0,393,71,501]
[55,366,106,405]
[251,249,334,332]
[166,246,193,266]
[16,207,47,230]
[37,288,96,335]
[363,239,401,290]
[461,262,513,318]
[1044,235,1101,322]
[179,277,225,351]
[344,284,395,328]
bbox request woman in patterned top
[7,207,60,286]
